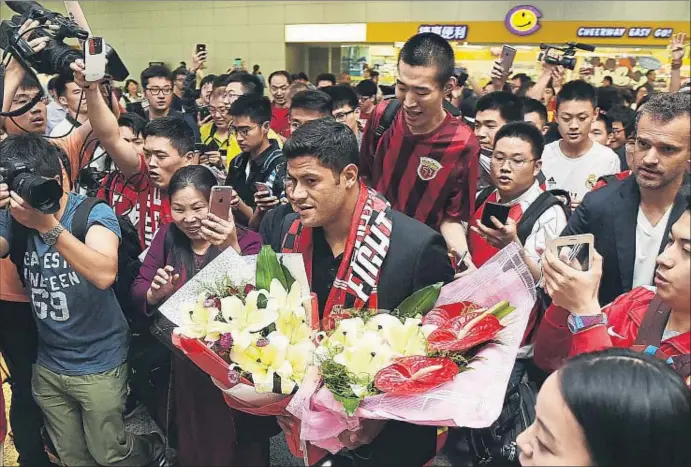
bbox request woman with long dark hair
[132,165,270,466]
[518,348,691,467]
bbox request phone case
[209,187,233,221]
[548,234,595,271]
[501,46,517,73]
[482,202,511,228]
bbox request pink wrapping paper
[287,243,537,453]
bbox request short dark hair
[511,73,531,86]
[636,91,691,126]
[0,134,62,180]
[646,69,656,77]
[316,73,336,86]
[603,75,613,84]
[398,32,454,85]
[268,70,292,86]
[229,94,272,125]
[141,65,173,89]
[292,72,309,82]
[18,74,41,92]
[556,80,597,110]
[200,74,217,89]
[608,105,636,137]
[355,79,378,98]
[595,111,613,134]
[290,90,333,116]
[283,118,359,174]
[118,113,147,137]
[47,76,60,92]
[521,97,548,127]
[143,116,194,156]
[476,91,524,123]
[54,74,76,98]
[560,348,691,467]
[322,85,358,111]
[226,71,264,96]
[172,67,187,79]
[369,70,380,79]
[494,121,545,160]
[597,86,626,113]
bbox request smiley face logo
[505,5,542,36]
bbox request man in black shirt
[225,94,285,227]
[264,118,454,466]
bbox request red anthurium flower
[422,302,482,327]
[427,311,503,353]
[374,356,459,395]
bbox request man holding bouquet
[265,118,454,466]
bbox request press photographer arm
[6,190,119,290]
[73,61,140,178]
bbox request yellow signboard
[367,21,690,47]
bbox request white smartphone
[84,37,107,82]
[548,234,595,271]
[500,45,517,75]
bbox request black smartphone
[482,202,511,228]
[196,43,207,54]
[198,106,210,121]
[194,143,207,153]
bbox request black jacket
[561,175,689,306]
[270,209,454,467]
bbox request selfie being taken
[0,1,689,467]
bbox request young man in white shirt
[541,80,620,208]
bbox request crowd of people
[0,17,689,467]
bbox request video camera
[538,42,596,70]
[0,1,128,79]
[0,161,62,214]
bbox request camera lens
[12,174,62,214]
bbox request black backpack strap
[57,149,74,192]
[516,190,571,245]
[71,198,108,242]
[443,99,461,117]
[373,99,402,152]
[475,186,495,211]
[260,148,285,174]
[9,221,30,285]
[536,171,546,186]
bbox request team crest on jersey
[417,157,443,181]
[585,173,597,190]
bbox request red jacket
[533,286,691,372]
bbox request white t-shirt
[633,205,673,288]
[50,118,107,172]
[541,140,621,202]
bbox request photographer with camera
[0,134,166,467]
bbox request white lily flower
[333,331,395,378]
[175,300,212,339]
[385,318,428,357]
[220,290,277,334]
[327,317,366,349]
[229,333,291,394]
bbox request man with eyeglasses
[140,64,199,141]
[224,95,285,228]
[355,79,378,131]
[468,122,568,282]
[323,85,363,146]
[607,105,636,171]
[268,70,292,140]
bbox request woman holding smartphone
[132,166,272,466]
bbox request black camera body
[0,162,62,214]
[0,1,128,80]
[538,42,596,71]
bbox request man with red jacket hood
[533,196,690,385]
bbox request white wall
[2,1,689,81]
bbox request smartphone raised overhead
[234,58,242,68]
[500,45,517,75]
[209,186,233,221]
[481,202,511,228]
[84,37,107,82]
[548,233,595,272]
[196,43,207,54]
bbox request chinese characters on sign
[577,26,675,39]
[418,25,468,41]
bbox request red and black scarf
[282,182,393,326]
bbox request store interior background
[1,0,689,89]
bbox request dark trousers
[0,300,52,466]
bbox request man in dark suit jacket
[561,92,690,306]
[266,118,454,467]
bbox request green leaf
[392,282,443,320]
[280,258,296,289]
[257,294,269,309]
[334,393,361,416]
[256,246,286,290]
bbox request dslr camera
[538,42,596,70]
[0,162,62,214]
[0,1,128,79]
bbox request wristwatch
[39,224,65,246]
[567,313,607,334]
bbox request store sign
[505,5,542,36]
[577,26,674,39]
[418,24,468,41]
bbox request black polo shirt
[311,228,343,319]
[224,140,285,209]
